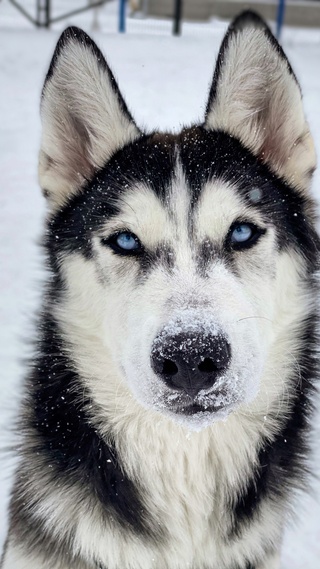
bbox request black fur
[197,239,218,276]
[179,127,319,270]
[229,313,319,537]
[8,316,159,564]
[137,243,175,277]
[45,134,175,268]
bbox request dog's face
[87,133,275,429]
[40,22,317,429]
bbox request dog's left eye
[232,224,253,243]
[101,231,143,255]
[229,222,264,249]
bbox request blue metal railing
[276,0,286,38]
[119,0,127,33]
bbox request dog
[1,9,319,569]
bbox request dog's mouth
[163,387,239,417]
[173,401,225,415]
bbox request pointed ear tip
[230,9,270,32]
[43,25,102,92]
[59,25,89,43]
[54,26,94,56]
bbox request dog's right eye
[101,231,143,256]
[227,221,265,251]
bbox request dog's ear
[204,11,316,192]
[39,27,141,210]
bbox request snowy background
[1,0,320,565]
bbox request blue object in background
[119,0,126,33]
[276,0,286,39]
[118,0,285,38]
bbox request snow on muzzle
[151,319,231,398]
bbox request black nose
[151,331,231,397]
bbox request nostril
[162,359,179,376]
[151,332,231,395]
[198,357,216,374]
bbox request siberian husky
[1,10,319,569]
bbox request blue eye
[229,222,264,249]
[231,224,253,243]
[116,232,139,251]
[101,231,143,256]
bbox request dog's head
[39,14,318,430]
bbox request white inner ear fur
[205,28,316,192]
[39,36,140,211]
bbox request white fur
[109,170,266,428]
[2,543,86,569]
[39,34,140,211]
[258,553,281,569]
[205,28,316,192]
[36,170,310,568]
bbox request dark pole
[9,0,107,28]
[36,0,50,27]
[45,0,51,28]
[173,0,182,36]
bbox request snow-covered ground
[1,0,320,566]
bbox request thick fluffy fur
[2,11,319,569]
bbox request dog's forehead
[99,127,266,244]
[114,171,250,246]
